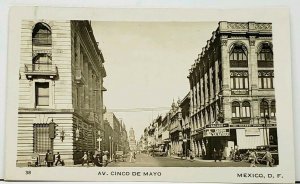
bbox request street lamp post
[109,136,112,162]
[97,136,102,152]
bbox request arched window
[232,102,240,118]
[260,100,269,117]
[258,43,273,67]
[242,101,251,117]
[32,22,52,46]
[271,100,276,117]
[230,44,248,67]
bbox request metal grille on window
[33,123,52,153]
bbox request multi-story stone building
[188,21,277,159]
[120,122,130,154]
[161,113,171,154]
[103,112,122,153]
[179,93,191,157]
[17,20,106,166]
[169,99,183,155]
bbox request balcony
[32,38,52,46]
[257,60,273,68]
[75,69,86,85]
[24,64,58,79]
[230,60,248,68]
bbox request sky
[92,21,217,140]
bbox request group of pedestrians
[229,147,274,167]
[45,150,64,167]
[81,151,109,167]
[212,148,223,162]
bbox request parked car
[256,145,279,165]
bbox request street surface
[107,153,266,167]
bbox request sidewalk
[169,155,233,162]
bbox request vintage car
[115,151,126,162]
[255,145,279,165]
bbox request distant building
[128,128,137,151]
[17,20,106,166]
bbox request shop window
[230,44,248,67]
[271,100,276,117]
[241,101,251,117]
[32,22,52,46]
[258,71,274,89]
[260,100,269,117]
[258,43,273,67]
[33,123,52,153]
[35,82,49,106]
[230,71,249,89]
[232,102,240,118]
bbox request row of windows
[232,100,276,118]
[230,71,274,89]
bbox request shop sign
[203,128,230,137]
[206,123,229,128]
[230,123,276,128]
[245,128,260,136]
[231,89,249,95]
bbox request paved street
[107,153,266,167]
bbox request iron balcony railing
[32,38,52,46]
[24,64,58,77]
[230,60,248,68]
[257,60,274,68]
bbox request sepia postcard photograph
[4,7,295,183]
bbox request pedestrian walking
[230,147,234,160]
[45,150,54,167]
[218,149,222,162]
[262,149,273,167]
[102,152,108,167]
[249,151,257,167]
[213,148,217,162]
[55,152,63,166]
[94,154,102,167]
[129,151,135,163]
[82,152,89,167]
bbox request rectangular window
[242,106,251,117]
[33,124,52,153]
[35,83,49,106]
[230,71,249,89]
[258,71,274,89]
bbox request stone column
[220,35,231,122]
[249,36,259,122]
[215,60,220,95]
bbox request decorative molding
[249,36,256,46]
[221,39,228,46]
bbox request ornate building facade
[188,21,277,159]
[17,20,106,166]
[128,128,137,151]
